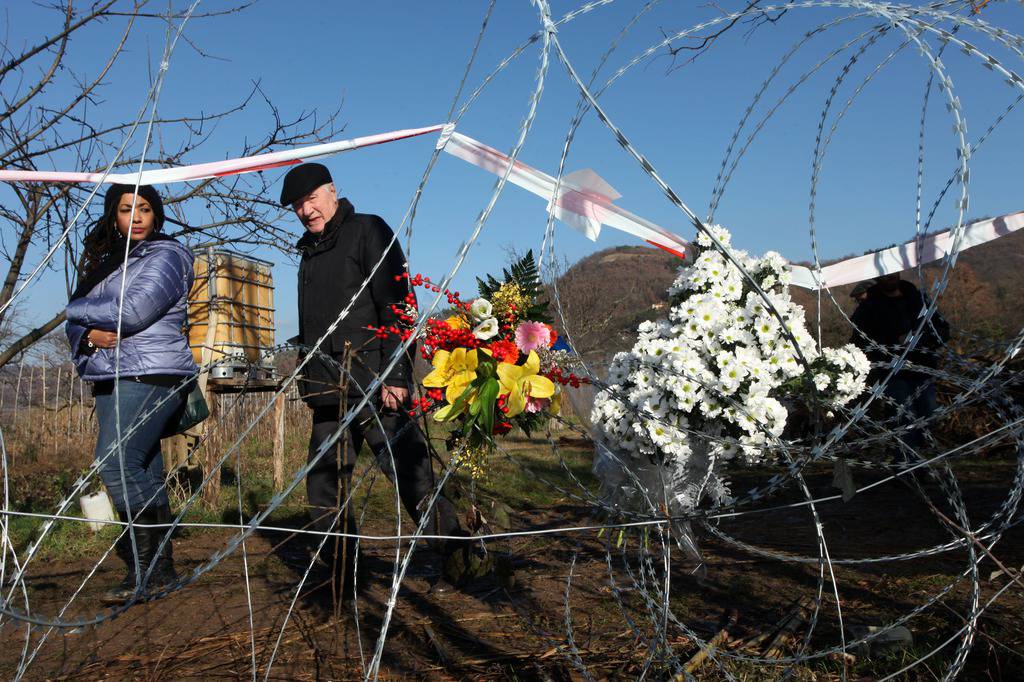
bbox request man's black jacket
[295,198,413,406]
[850,279,949,380]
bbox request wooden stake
[78,375,85,433]
[200,391,221,507]
[332,342,352,624]
[53,366,61,455]
[679,609,738,676]
[764,597,814,659]
[26,365,35,428]
[728,597,805,653]
[198,279,221,508]
[13,354,25,425]
[65,371,74,438]
[272,390,286,493]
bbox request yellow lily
[549,385,562,416]
[497,351,555,417]
[423,348,480,404]
[433,393,475,422]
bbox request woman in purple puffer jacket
[66,183,197,604]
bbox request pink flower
[515,321,551,353]
[525,396,549,413]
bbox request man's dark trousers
[306,401,463,576]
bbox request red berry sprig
[545,367,589,388]
[406,387,447,418]
[368,272,482,355]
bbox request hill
[548,246,680,365]
[553,220,1024,363]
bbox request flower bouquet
[590,225,870,533]
[371,251,586,476]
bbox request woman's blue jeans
[93,380,184,516]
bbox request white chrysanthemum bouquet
[591,225,869,535]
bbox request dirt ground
[1,458,1022,681]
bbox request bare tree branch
[0,1,345,366]
[0,0,118,89]
[0,9,136,161]
[0,1,75,123]
[656,1,794,74]
[0,309,66,367]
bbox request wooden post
[197,256,222,508]
[78,375,85,433]
[52,367,61,455]
[680,610,738,676]
[200,391,221,507]
[163,433,189,472]
[27,365,35,418]
[272,390,286,493]
[41,358,46,419]
[13,354,25,425]
[65,371,74,437]
[333,343,352,619]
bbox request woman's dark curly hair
[79,184,165,279]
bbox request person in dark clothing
[280,163,466,597]
[849,279,874,303]
[850,273,949,452]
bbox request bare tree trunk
[0,199,39,330]
[0,311,66,369]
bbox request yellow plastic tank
[188,247,276,387]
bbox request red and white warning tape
[1,122,1018,290]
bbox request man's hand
[88,329,119,349]
[381,385,409,411]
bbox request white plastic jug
[80,491,116,532]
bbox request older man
[280,163,466,596]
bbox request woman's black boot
[144,504,179,594]
[100,511,149,605]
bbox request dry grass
[1,394,1022,679]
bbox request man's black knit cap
[280,163,333,207]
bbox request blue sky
[5,1,1024,342]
